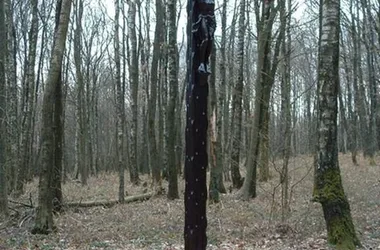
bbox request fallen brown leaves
[1,154,380,249]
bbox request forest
[0,0,379,249]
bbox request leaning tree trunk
[313,0,360,248]
[238,0,277,199]
[0,0,8,219]
[32,0,71,234]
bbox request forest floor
[1,154,380,250]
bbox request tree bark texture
[230,0,245,189]
[114,0,125,203]
[16,0,38,196]
[149,0,165,191]
[5,0,18,194]
[313,0,360,248]
[32,0,71,234]
[128,0,140,185]
[73,0,88,185]
[0,0,8,218]
[184,0,215,247]
[167,0,179,200]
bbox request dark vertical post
[184,0,215,248]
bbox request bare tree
[0,0,8,219]
[167,0,179,200]
[32,0,72,234]
[114,0,125,202]
[128,0,140,185]
[313,0,360,248]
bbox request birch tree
[313,0,360,248]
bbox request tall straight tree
[5,0,18,194]
[16,0,38,196]
[0,0,8,218]
[73,0,88,185]
[149,0,165,191]
[128,0,140,185]
[184,0,215,247]
[313,0,360,248]
[167,0,179,200]
[32,0,72,234]
[229,0,245,189]
[114,0,125,202]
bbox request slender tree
[128,0,140,185]
[167,0,179,200]
[313,0,360,248]
[230,0,246,189]
[0,0,8,219]
[5,0,18,194]
[149,0,165,192]
[16,0,38,196]
[114,0,125,202]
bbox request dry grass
[1,154,380,249]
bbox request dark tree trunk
[184,0,215,247]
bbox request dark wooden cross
[184,0,215,248]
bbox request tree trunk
[5,0,18,194]
[115,0,125,202]
[73,0,88,185]
[280,0,291,221]
[32,0,71,234]
[128,0,140,185]
[167,0,179,200]
[230,0,245,189]
[148,0,164,190]
[0,0,8,218]
[209,44,221,203]
[313,0,360,248]
[238,0,279,199]
[16,0,38,196]
[184,0,214,246]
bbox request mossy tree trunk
[32,0,71,234]
[313,0,360,248]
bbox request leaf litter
[1,154,380,249]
